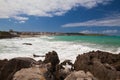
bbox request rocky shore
[0,50,120,80]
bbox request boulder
[0,57,37,80]
[55,60,74,80]
[65,70,97,80]
[13,67,46,80]
[43,51,60,72]
[0,59,8,70]
[74,51,120,80]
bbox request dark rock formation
[44,51,60,72]
[0,31,19,39]
[43,51,60,80]
[0,59,8,70]
[55,60,74,80]
[0,51,120,80]
[22,43,32,45]
[74,50,120,80]
[0,57,37,80]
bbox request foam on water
[0,36,119,62]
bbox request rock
[33,54,45,58]
[55,60,74,80]
[0,59,8,70]
[0,31,14,39]
[0,57,37,80]
[74,51,120,80]
[23,43,32,45]
[13,67,46,80]
[44,51,60,65]
[13,63,56,80]
[65,70,97,80]
[43,51,60,72]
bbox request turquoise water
[52,35,120,48]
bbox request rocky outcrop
[13,67,46,80]
[74,50,120,80]
[55,60,74,80]
[0,51,120,80]
[0,31,19,39]
[0,59,8,70]
[65,70,98,80]
[0,57,37,80]
[44,51,60,72]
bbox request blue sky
[0,0,120,35]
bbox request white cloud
[13,16,28,23]
[62,14,120,27]
[13,16,29,21]
[19,21,26,24]
[79,30,119,34]
[0,0,112,21]
[80,30,98,34]
[102,30,118,34]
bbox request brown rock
[0,59,8,70]
[55,60,74,80]
[65,70,97,80]
[74,51,120,80]
[0,57,37,80]
[13,67,47,80]
[44,51,60,72]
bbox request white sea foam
[0,37,119,62]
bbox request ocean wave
[0,37,119,62]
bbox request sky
[0,0,120,35]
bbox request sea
[0,35,120,62]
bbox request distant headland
[0,30,106,39]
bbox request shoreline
[0,50,120,80]
[0,30,107,39]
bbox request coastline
[0,50,120,80]
[0,30,107,39]
[0,31,120,80]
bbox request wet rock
[33,54,45,58]
[0,59,8,70]
[44,51,60,72]
[23,43,32,45]
[74,51,120,80]
[44,51,60,64]
[55,60,74,80]
[0,57,37,80]
[65,70,98,80]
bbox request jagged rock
[65,70,98,80]
[44,51,60,72]
[0,59,8,70]
[13,67,46,80]
[55,60,74,80]
[74,51,120,80]
[0,57,37,80]
[44,51,60,65]
[13,63,54,80]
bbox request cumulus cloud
[62,14,120,27]
[0,0,112,21]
